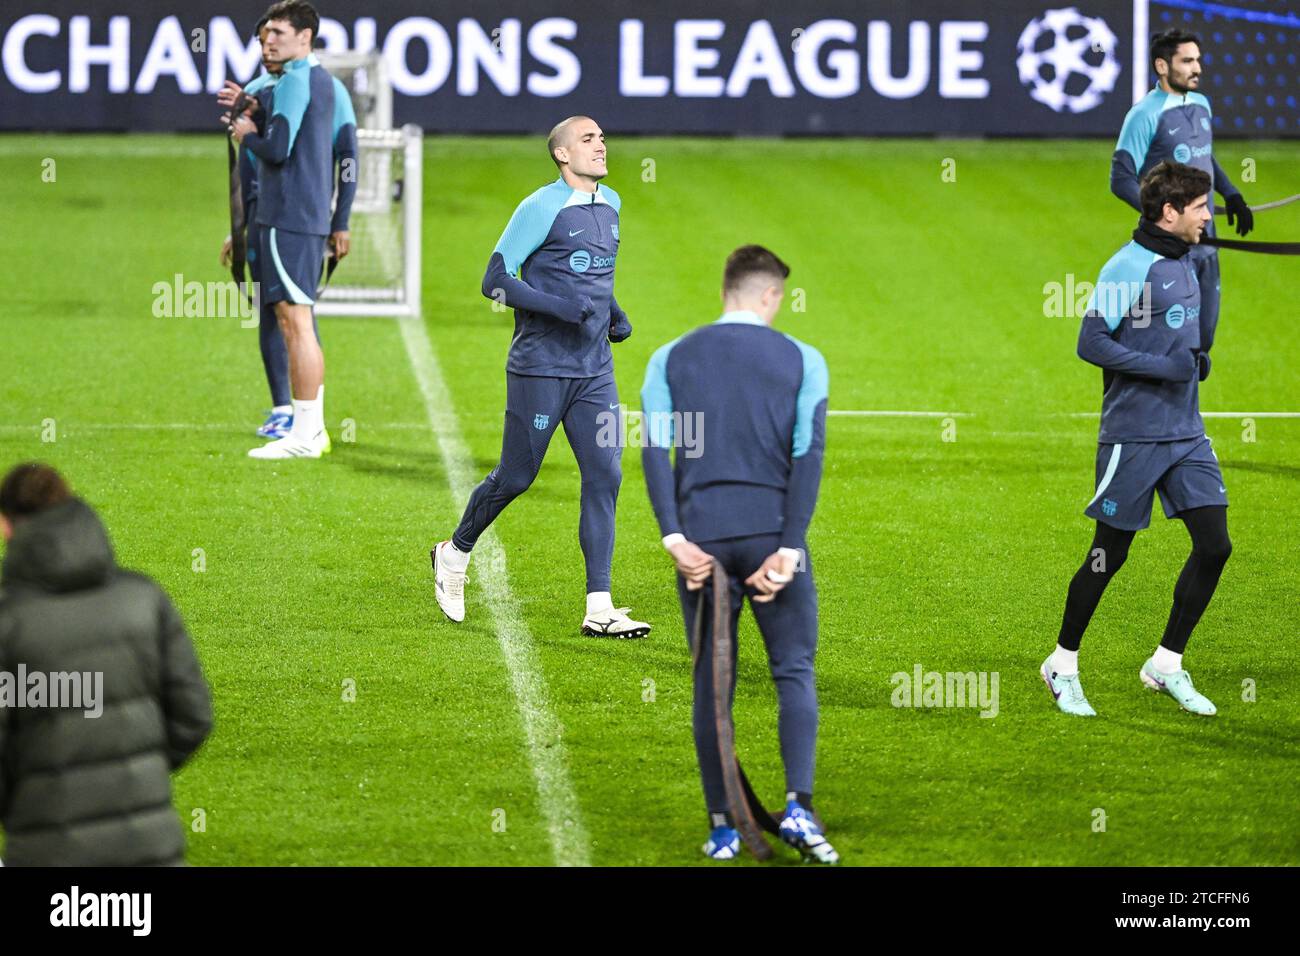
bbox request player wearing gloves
[1044,161,1231,718]
[1111,28,1252,361]
[430,116,649,639]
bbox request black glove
[1225,194,1253,237]
[1196,350,1211,382]
[609,308,632,343]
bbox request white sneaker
[431,540,468,623]
[248,429,330,459]
[581,606,651,639]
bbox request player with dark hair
[429,116,649,638]
[1043,161,1230,718]
[229,1,350,459]
[1111,28,1252,364]
[641,245,837,863]
[219,12,356,442]
[0,464,212,866]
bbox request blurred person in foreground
[0,463,212,866]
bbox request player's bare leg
[249,302,330,458]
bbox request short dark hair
[0,463,71,520]
[722,245,790,295]
[1140,160,1212,221]
[1150,29,1201,74]
[261,1,319,41]
[547,115,593,168]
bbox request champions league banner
[0,0,1294,135]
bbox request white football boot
[431,540,468,623]
[248,428,331,459]
[580,605,651,639]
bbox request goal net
[313,50,421,319]
[314,123,423,319]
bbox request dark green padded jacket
[0,498,212,865]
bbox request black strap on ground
[691,561,775,859]
[1202,235,1300,255]
[225,91,249,299]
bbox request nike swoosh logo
[1043,671,1062,700]
[609,403,619,410]
[569,229,584,237]
[1219,486,1226,493]
[1162,280,1176,289]
[1169,127,1180,135]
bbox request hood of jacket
[1,498,115,594]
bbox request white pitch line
[0,141,219,159]
[1064,412,1300,419]
[6,411,1293,436]
[0,423,433,433]
[395,315,590,868]
[0,411,971,434]
[827,410,971,418]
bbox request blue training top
[237,71,278,222]
[1110,86,1239,259]
[239,70,357,234]
[481,178,625,378]
[241,53,355,236]
[640,311,829,548]
[1078,239,1204,443]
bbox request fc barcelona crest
[611,224,619,240]
[533,414,550,430]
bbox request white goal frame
[315,123,423,319]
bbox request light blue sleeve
[1085,243,1157,332]
[493,182,569,276]
[1115,95,1162,170]
[640,339,679,449]
[243,71,275,95]
[331,76,356,141]
[789,339,829,458]
[598,183,621,213]
[271,68,312,154]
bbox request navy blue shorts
[260,226,325,306]
[245,215,263,284]
[1084,435,1228,530]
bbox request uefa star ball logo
[1016,7,1121,113]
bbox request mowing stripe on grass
[395,315,591,868]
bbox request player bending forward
[430,116,650,638]
[1043,161,1231,717]
[642,246,837,863]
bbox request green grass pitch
[1,134,1297,866]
